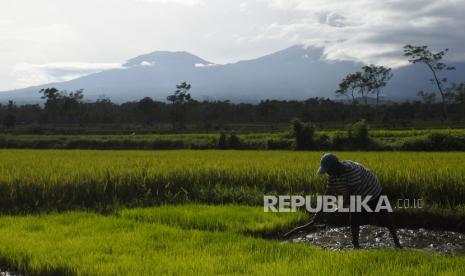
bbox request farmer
[315,153,401,249]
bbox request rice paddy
[0,150,464,212]
[0,205,465,275]
[0,149,464,275]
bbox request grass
[0,205,464,275]
[1,150,465,214]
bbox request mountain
[1,45,464,103]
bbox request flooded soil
[286,224,465,255]
[0,272,19,276]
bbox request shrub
[348,119,369,142]
[290,119,315,150]
[316,134,330,149]
[217,131,242,149]
[331,131,350,150]
[347,119,370,148]
[218,132,228,149]
[228,131,241,149]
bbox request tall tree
[362,65,393,107]
[336,72,368,104]
[167,82,192,129]
[403,44,455,120]
[39,88,83,123]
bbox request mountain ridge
[1,45,464,104]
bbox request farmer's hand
[312,211,322,223]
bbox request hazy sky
[1,0,464,90]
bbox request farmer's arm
[311,185,336,222]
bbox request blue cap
[317,153,338,174]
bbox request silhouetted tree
[404,44,455,120]
[2,88,465,129]
[336,72,368,104]
[39,88,83,123]
[138,97,157,125]
[362,65,393,106]
[167,82,192,129]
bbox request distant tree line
[1,85,465,130]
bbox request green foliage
[290,119,315,150]
[4,91,465,126]
[348,119,370,146]
[39,88,84,123]
[217,131,242,149]
[229,131,241,149]
[336,72,365,104]
[402,133,465,151]
[337,65,393,105]
[218,132,228,149]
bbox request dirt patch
[286,224,465,255]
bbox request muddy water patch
[287,225,465,255]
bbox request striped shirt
[326,160,382,199]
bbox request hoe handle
[282,219,315,239]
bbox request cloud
[140,61,155,66]
[12,62,123,87]
[0,22,76,45]
[137,0,204,6]
[1,0,465,90]
[254,0,465,67]
[194,63,217,68]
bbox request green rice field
[0,149,464,275]
[0,150,464,212]
[1,205,465,275]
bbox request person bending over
[315,153,401,249]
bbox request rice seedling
[0,205,463,275]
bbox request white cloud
[140,61,155,66]
[12,62,123,88]
[194,63,217,68]
[137,0,204,6]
